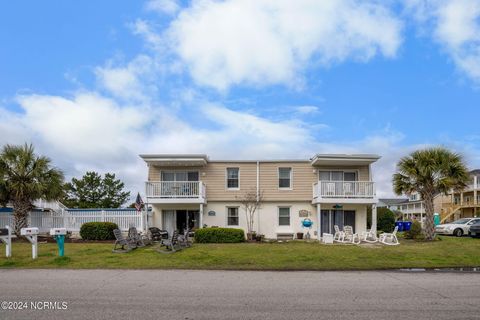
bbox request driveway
[0,269,478,320]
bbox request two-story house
[140,153,380,240]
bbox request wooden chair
[157,230,182,254]
[112,229,137,253]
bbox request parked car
[469,221,480,238]
[435,218,480,237]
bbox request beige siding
[202,163,257,201]
[259,162,316,201]
[147,162,372,202]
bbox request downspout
[257,161,260,234]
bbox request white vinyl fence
[0,209,147,233]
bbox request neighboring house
[378,198,408,212]
[440,170,480,223]
[141,153,380,240]
[396,170,480,224]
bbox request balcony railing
[313,181,375,199]
[146,181,206,202]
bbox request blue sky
[1,0,480,197]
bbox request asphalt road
[0,269,479,320]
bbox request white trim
[278,167,293,190]
[225,167,240,191]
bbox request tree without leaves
[393,147,469,240]
[64,172,130,208]
[0,144,64,235]
[237,188,264,240]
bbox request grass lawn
[0,236,479,270]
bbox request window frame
[278,206,291,227]
[278,167,293,190]
[226,207,239,226]
[225,167,240,190]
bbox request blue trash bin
[403,221,412,232]
[395,221,404,232]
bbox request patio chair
[342,226,361,244]
[149,227,168,242]
[157,230,182,254]
[128,226,146,247]
[333,225,344,242]
[360,229,378,243]
[112,229,137,253]
[379,226,400,246]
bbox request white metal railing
[0,209,146,232]
[313,181,375,199]
[146,181,206,199]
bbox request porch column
[199,203,204,228]
[371,204,377,233]
[316,203,321,241]
[474,176,478,205]
[460,192,464,206]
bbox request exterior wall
[150,202,369,239]
[259,162,315,201]
[148,162,372,202]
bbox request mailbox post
[50,228,67,257]
[0,226,12,258]
[20,227,39,259]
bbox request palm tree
[393,147,469,240]
[0,144,64,235]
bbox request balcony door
[319,171,357,196]
[161,171,199,182]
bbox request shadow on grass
[52,256,71,266]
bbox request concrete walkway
[0,269,479,320]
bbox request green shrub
[195,227,245,243]
[377,208,396,232]
[80,222,118,240]
[404,220,423,240]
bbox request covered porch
[150,204,205,236]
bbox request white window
[226,168,239,189]
[227,207,239,226]
[278,167,292,189]
[278,207,290,226]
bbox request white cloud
[406,0,480,83]
[295,105,320,114]
[166,0,403,90]
[95,55,156,101]
[146,0,180,15]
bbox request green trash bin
[434,213,440,226]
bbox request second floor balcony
[146,181,207,204]
[313,181,376,204]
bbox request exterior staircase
[440,204,463,224]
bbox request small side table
[322,233,334,244]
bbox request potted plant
[255,234,264,242]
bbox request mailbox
[20,227,39,259]
[0,226,12,258]
[21,227,39,236]
[50,228,67,236]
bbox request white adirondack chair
[379,226,400,246]
[360,229,378,243]
[333,225,344,242]
[342,226,360,244]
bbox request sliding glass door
[320,210,356,235]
